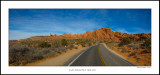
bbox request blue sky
[9,9,151,40]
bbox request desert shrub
[88,42,93,46]
[55,47,66,53]
[32,55,44,60]
[52,40,62,48]
[105,42,109,45]
[68,44,74,49]
[9,45,31,65]
[85,39,91,43]
[9,44,58,65]
[80,41,86,47]
[110,41,115,43]
[41,49,51,54]
[119,37,132,46]
[43,50,56,58]
[140,49,151,54]
[142,39,151,48]
[61,39,68,46]
[100,41,104,43]
[38,42,51,48]
[121,49,130,53]
[127,44,140,49]
[128,52,136,57]
[139,36,148,40]
[36,49,55,58]
[93,41,96,44]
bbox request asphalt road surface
[69,43,134,66]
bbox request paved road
[99,43,134,66]
[69,43,134,66]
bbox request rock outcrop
[49,28,151,42]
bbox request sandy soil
[25,47,89,66]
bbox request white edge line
[67,48,89,66]
[101,43,134,66]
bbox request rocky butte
[49,27,151,42]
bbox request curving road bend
[69,43,134,66]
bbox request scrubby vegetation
[142,39,151,48]
[119,37,132,46]
[9,38,96,66]
[105,37,151,66]
[38,42,51,48]
[61,39,68,46]
[52,40,62,48]
[9,43,58,66]
[9,28,151,66]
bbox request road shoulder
[101,43,127,60]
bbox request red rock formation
[50,33,52,36]
[49,28,151,42]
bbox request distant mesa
[49,28,151,42]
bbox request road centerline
[98,45,107,66]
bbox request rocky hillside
[49,27,151,42]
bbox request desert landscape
[9,28,151,66]
[9,9,151,66]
